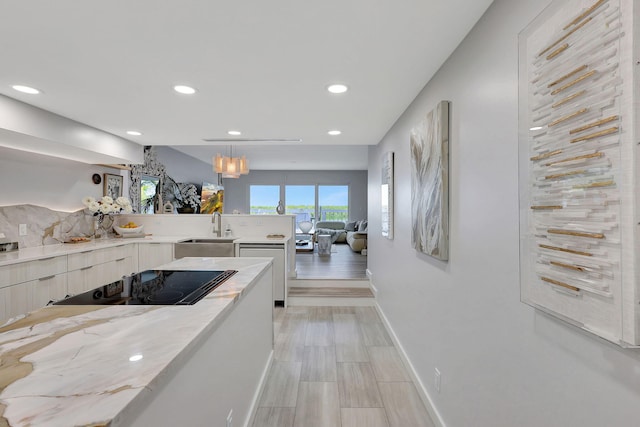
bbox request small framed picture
[103,173,123,199]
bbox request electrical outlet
[19,224,27,236]
[434,368,441,393]
[226,409,233,427]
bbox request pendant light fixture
[213,146,249,178]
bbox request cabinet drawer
[67,245,134,271]
[0,256,67,288]
[0,272,67,322]
[138,243,174,271]
[67,257,135,295]
[0,282,31,322]
[32,273,67,308]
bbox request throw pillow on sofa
[345,221,357,232]
[357,220,368,232]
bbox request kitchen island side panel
[125,263,273,427]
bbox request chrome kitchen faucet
[212,211,222,237]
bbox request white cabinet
[32,273,67,308]
[67,245,133,271]
[0,255,67,321]
[0,256,66,287]
[238,243,286,304]
[137,243,174,271]
[67,245,135,295]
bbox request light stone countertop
[0,257,273,427]
[0,235,289,267]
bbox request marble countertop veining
[0,235,290,267]
[0,257,273,427]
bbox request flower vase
[95,215,114,239]
[276,200,285,215]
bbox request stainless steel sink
[178,238,235,244]
[175,238,236,258]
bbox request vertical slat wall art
[519,0,639,346]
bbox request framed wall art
[103,173,123,199]
[518,0,639,346]
[410,100,450,261]
[200,182,224,214]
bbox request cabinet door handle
[38,257,55,261]
[80,250,93,254]
[39,275,55,281]
[115,258,126,262]
[80,266,93,271]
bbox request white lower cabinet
[238,243,286,303]
[67,253,136,295]
[67,244,133,271]
[0,273,67,320]
[32,273,68,308]
[0,256,67,288]
[137,243,174,271]
[0,241,172,322]
[0,256,68,321]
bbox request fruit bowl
[114,222,144,235]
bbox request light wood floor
[295,244,367,280]
[288,287,374,298]
[252,306,434,427]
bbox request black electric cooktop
[54,269,237,306]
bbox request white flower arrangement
[83,196,133,218]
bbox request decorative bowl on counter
[113,223,144,235]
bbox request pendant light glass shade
[212,149,249,178]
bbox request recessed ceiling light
[126,130,142,136]
[173,85,197,95]
[529,126,543,131]
[12,85,40,94]
[327,84,348,94]
[227,130,242,136]
[328,130,342,136]
[129,354,143,362]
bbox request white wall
[155,146,216,185]
[368,0,640,426]
[0,147,125,211]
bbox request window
[285,185,315,224]
[318,185,349,221]
[249,185,280,214]
[250,184,350,224]
[140,175,160,214]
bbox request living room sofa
[314,220,368,253]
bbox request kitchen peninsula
[0,257,274,427]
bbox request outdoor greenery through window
[249,184,349,225]
[318,185,348,221]
[286,185,315,223]
[140,175,160,214]
[249,185,280,214]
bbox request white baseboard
[370,283,378,298]
[244,349,274,427]
[374,303,446,427]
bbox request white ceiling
[0,0,493,170]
